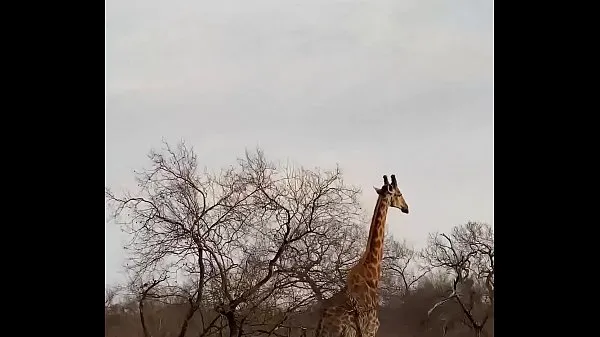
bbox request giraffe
[315,174,409,337]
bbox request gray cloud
[106,0,493,286]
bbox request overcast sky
[105,0,493,287]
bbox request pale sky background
[105,0,493,287]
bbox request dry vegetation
[105,142,494,337]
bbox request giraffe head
[374,174,409,214]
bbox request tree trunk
[139,299,151,337]
[225,311,238,337]
[177,303,199,337]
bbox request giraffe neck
[360,194,389,279]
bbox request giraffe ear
[374,186,383,195]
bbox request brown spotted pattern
[316,175,409,337]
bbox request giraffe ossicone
[315,174,409,337]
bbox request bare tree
[206,151,363,337]
[106,142,221,337]
[106,141,364,337]
[275,214,367,303]
[422,222,494,337]
[106,284,123,308]
[381,233,431,302]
